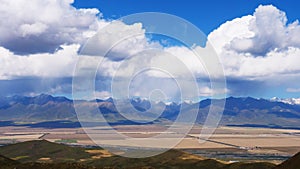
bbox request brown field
[0,125,299,163]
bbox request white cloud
[0,0,149,79]
[209,5,300,56]
[208,15,255,55]
[81,20,161,61]
[220,47,300,79]
[208,5,300,80]
[0,44,79,79]
[0,0,101,54]
[198,86,229,97]
[1,2,299,98]
[0,0,223,82]
[0,19,160,80]
[19,22,49,37]
[287,88,300,93]
[94,91,112,99]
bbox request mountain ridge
[0,94,300,128]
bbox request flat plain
[0,125,299,164]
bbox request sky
[0,0,300,100]
[73,0,300,35]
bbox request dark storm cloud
[226,78,267,97]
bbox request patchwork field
[0,125,299,163]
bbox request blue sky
[73,0,300,35]
[0,0,299,100]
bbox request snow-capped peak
[271,97,300,105]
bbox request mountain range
[0,94,300,128]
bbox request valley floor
[0,124,299,164]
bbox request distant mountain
[0,94,71,108]
[0,94,76,122]
[0,94,300,128]
[212,97,300,127]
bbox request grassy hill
[0,140,93,162]
[0,140,278,169]
[0,154,19,169]
[85,149,226,169]
[3,162,96,169]
[222,162,277,169]
[274,152,300,169]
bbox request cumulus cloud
[287,88,300,93]
[208,5,300,80]
[209,5,300,56]
[94,91,112,99]
[1,2,299,98]
[81,20,161,61]
[0,21,160,80]
[220,47,300,79]
[208,15,255,55]
[0,0,222,99]
[0,44,79,79]
[0,0,100,54]
[198,86,229,97]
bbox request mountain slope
[192,97,300,128]
[222,162,276,169]
[0,154,19,169]
[0,140,93,163]
[0,95,300,128]
[0,94,76,122]
[274,152,300,169]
